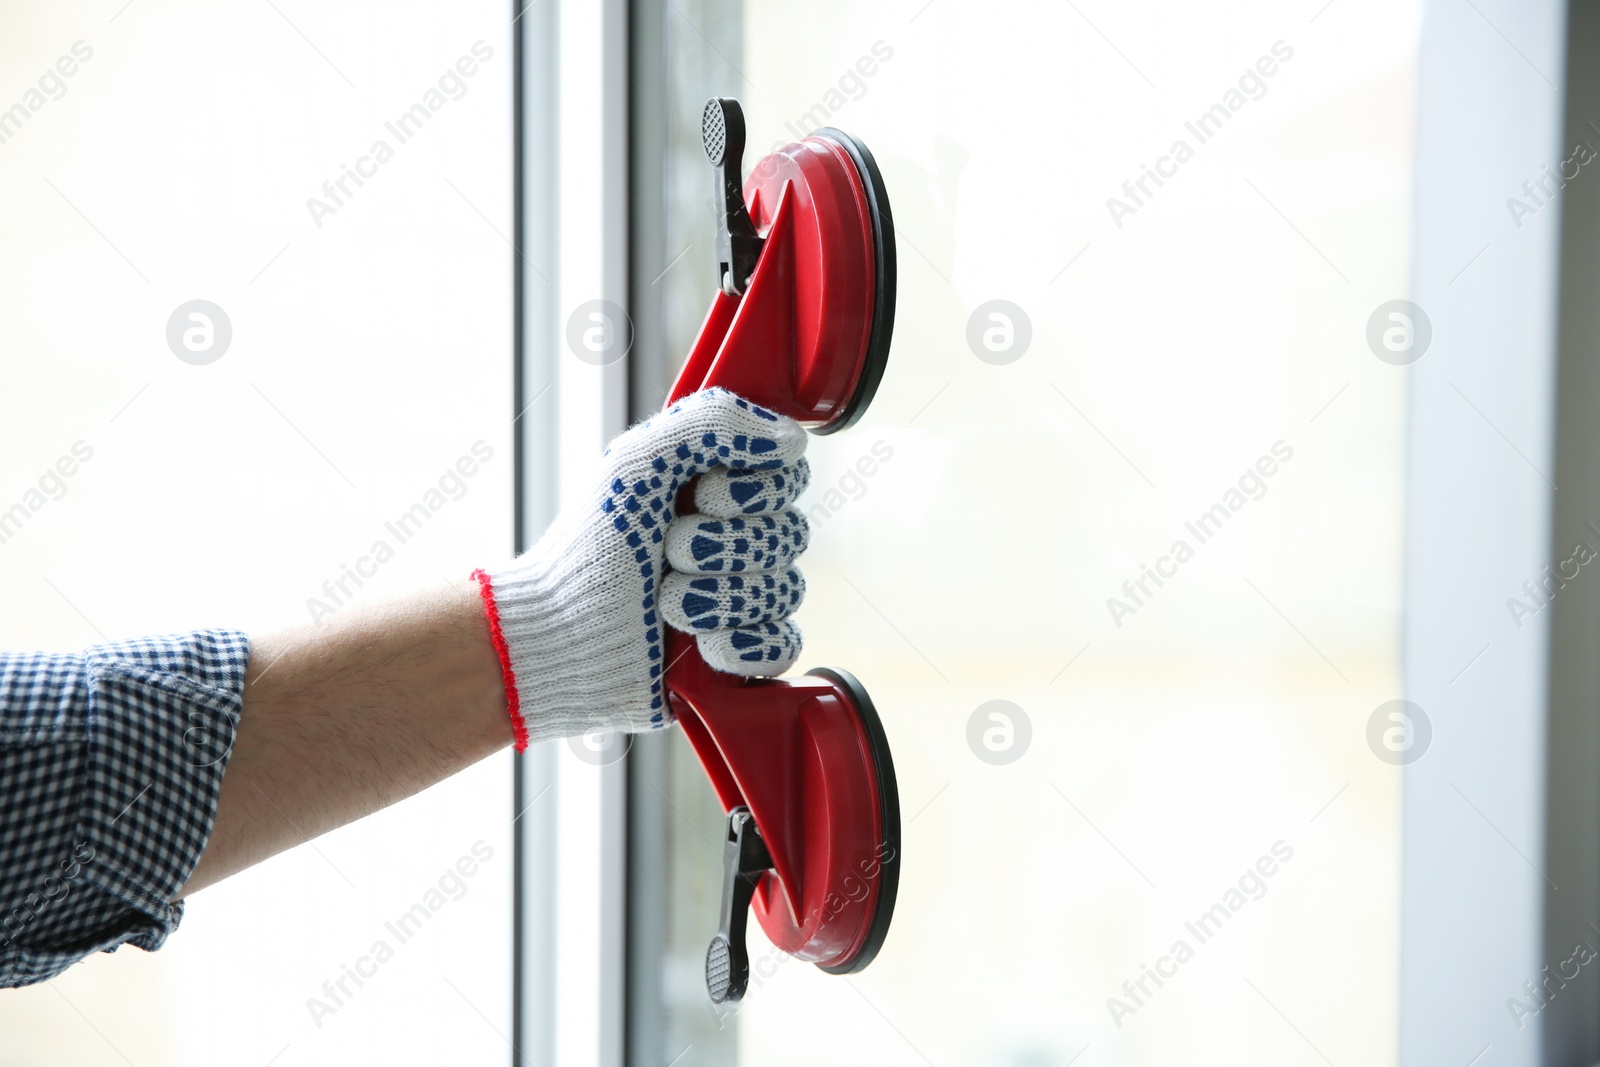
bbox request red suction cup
[670,98,896,434]
[663,98,900,1002]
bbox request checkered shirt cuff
[0,629,249,987]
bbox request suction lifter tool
[703,98,765,297]
[665,97,901,1001]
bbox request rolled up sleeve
[0,629,249,988]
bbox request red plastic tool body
[670,136,877,427]
[663,134,886,969]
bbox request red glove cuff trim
[470,568,529,753]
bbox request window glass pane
[651,1,1417,1062]
[0,4,513,1063]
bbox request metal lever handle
[702,97,765,296]
[705,806,773,1003]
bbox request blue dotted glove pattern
[693,458,810,516]
[700,619,803,670]
[654,411,812,678]
[664,511,810,574]
[661,567,806,631]
[594,388,806,724]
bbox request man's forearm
[175,580,511,898]
[174,390,809,900]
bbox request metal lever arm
[702,97,765,296]
[704,806,773,1003]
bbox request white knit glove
[472,389,811,750]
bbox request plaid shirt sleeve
[0,629,250,988]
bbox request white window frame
[1401,0,1599,1062]
[512,1,630,1065]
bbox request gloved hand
[472,388,811,751]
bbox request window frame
[1400,0,1598,1061]
[511,0,631,1065]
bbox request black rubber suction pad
[809,129,897,436]
[807,667,901,974]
